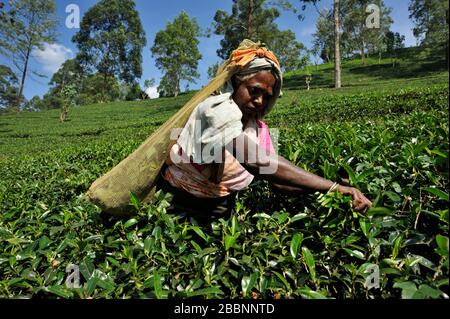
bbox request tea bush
[0,83,448,299]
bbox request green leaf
[86,277,98,295]
[392,182,402,193]
[85,235,103,242]
[130,192,140,210]
[144,236,154,254]
[186,286,223,297]
[39,236,51,250]
[424,187,449,202]
[343,164,357,185]
[302,247,316,282]
[241,272,258,297]
[290,233,303,259]
[190,240,202,254]
[252,213,271,219]
[359,218,370,237]
[106,256,120,268]
[79,259,95,281]
[272,271,291,291]
[46,285,74,298]
[385,190,401,203]
[367,207,393,216]
[392,235,403,259]
[290,213,308,223]
[123,218,138,229]
[394,281,417,299]
[224,233,239,251]
[413,284,443,299]
[435,235,449,256]
[298,288,328,299]
[190,226,208,242]
[343,248,365,260]
[153,270,164,299]
[152,226,162,239]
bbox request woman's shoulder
[197,92,242,124]
[197,92,234,112]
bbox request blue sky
[0,0,418,100]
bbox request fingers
[348,188,372,212]
[336,185,372,212]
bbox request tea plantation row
[0,84,448,298]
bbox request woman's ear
[230,75,240,91]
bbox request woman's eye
[250,87,259,95]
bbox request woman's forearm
[244,154,335,192]
[230,133,335,192]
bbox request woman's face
[232,71,276,124]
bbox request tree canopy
[151,11,202,97]
[212,0,308,71]
[0,0,57,110]
[0,64,20,109]
[72,0,146,84]
[409,0,449,59]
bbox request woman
[157,45,372,220]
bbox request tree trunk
[102,73,108,103]
[247,0,254,39]
[334,0,341,89]
[17,44,32,111]
[174,74,179,97]
[361,42,365,65]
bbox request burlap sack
[86,40,265,216]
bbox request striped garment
[163,119,275,198]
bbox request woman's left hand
[337,185,372,212]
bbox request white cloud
[145,86,159,99]
[32,43,73,74]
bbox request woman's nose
[254,95,264,108]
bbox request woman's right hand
[336,185,372,212]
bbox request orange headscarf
[231,47,280,68]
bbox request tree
[409,0,449,61]
[0,0,57,110]
[341,0,393,65]
[207,62,220,79]
[79,73,120,104]
[22,95,41,111]
[0,1,16,57]
[142,78,155,99]
[296,0,342,88]
[48,59,85,97]
[384,31,405,66]
[333,0,341,88]
[212,0,281,60]
[0,64,21,109]
[125,82,142,101]
[312,9,335,63]
[72,0,146,98]
[212,0,307,72]
[270,30,309,72]
[151,11,202,97]
[59,84,77,122]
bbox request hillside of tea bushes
[0,52,448,299]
